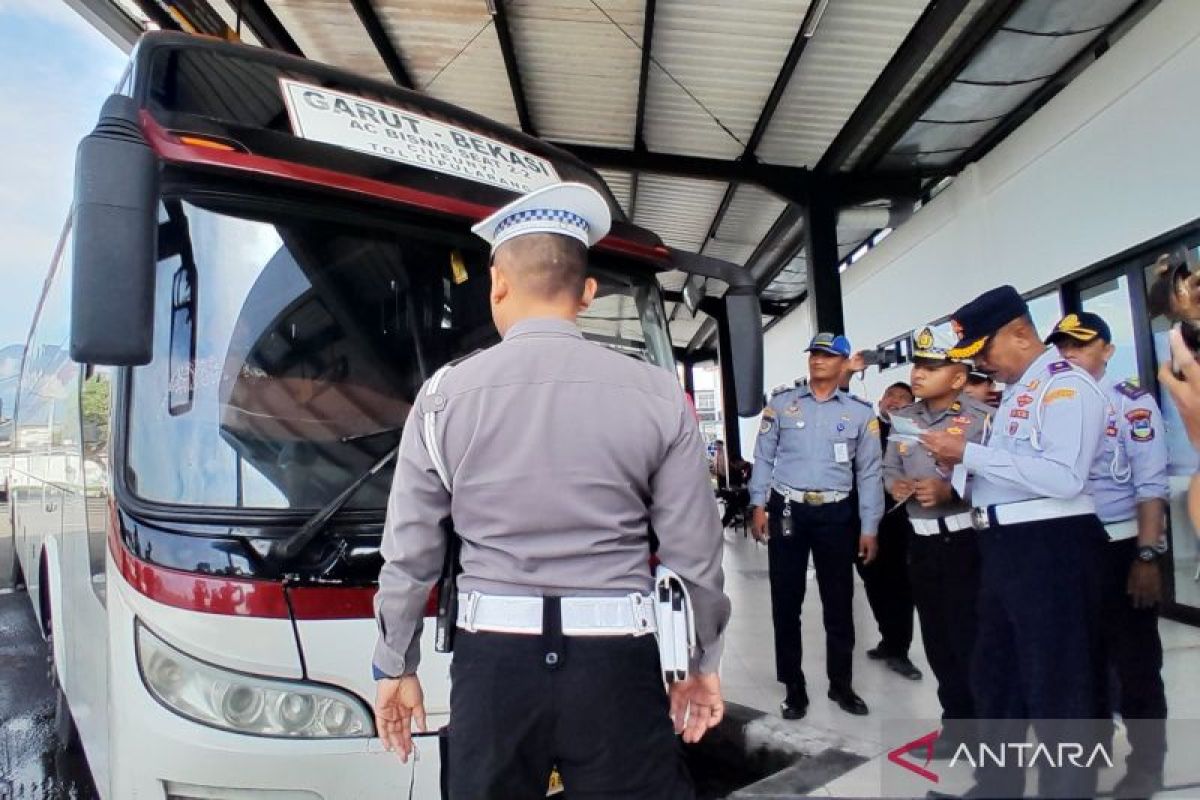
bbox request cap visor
[1046,329,1099,345]
[806,346,843,356]
[912,354,952,366]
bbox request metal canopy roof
[84,0,1156,357]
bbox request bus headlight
[136,623,373,738]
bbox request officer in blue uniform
[922,286,1108,799]
[750,333,883,718]
[1047,311,1170,798]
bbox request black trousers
[448,630,693,800]
[971,515,1107,799]
[1101,537,1168,775]
[908,528,979,723]
[767,492,858,688]
[856,503,915,658]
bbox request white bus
[11,32,762,799]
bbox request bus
[11,32,762,799]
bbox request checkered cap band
[494,208,590,238]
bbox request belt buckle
[803,491,824,506]
[970,508,989,531]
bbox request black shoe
[780,683,808,720]
[885,655,923,681]
[866,643,889,660]
[1112,768,1163,799]
[828,685,869,716]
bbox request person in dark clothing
[857,382,922,681]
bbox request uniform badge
[915,327,935,350]
[1016,394,1034,408]
[1028,379,1040,390]
[1043,388,1077,404]
[784,403,801,417]
[1010,409,1029,419]
[1048,361,1072,374]
[953,415,971,424]
[760,417,774,435]
[947,427,964,435]
[898,442,910,456]
[950,401,962,413]
[1127,408,1155,441]
[1009,421,1020,435]
[867,418,880,435]
[1106,424,1119,437]
[837,422,846,432]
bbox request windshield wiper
[269,434,402,563]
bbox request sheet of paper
[888,415,925,441]
[951,464,968,499]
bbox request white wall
[746,0,1200,459]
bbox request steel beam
[854,0,1021,170]
[63,0,145,49]
[804,196,843,335]
[634,0,657,152]
[350,0,413,89]
[492,0,536,136]
[236,0,303,56]
[818,0,974,173]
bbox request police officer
[1046,311,1170,797]
[963,369,998,407]
[749,333,883,718]
[922,286,1108,799]
[371,183,730,799]
[883,322,991,757]
[860,381,922,681]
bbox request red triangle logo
[887,729,941,783]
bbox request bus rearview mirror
[70,94,159,366]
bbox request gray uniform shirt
[1089,378,1169,523]
[749,383,884,535]
[963,348,1107,507]
[883,393,993,519]
[373,318,730,677]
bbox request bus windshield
[126,196,673,513]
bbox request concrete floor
[717,530,1200,798]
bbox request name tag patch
[834,442,850,463]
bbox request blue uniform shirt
[963,348,1107,507]
[749,383,884,535]
[1088,378,1169,523]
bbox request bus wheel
[41,585,80,754]
[9,551,25,591]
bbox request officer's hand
[890,479,914,503]
[751,507,769,543]
[375,675,426,763]
[669,672,724,744]
[913,478,952,508]
[858,535,878,565]
[920,430,966,466]
[1127,560,1163,609]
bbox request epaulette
[1115,379,1149,400]
[769,383,794,398]
[1047,360,1073,375]
[844,392,873,408]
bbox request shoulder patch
[867,418,880,435]
[1126,408,1155,441]
[1047,360,1073,375]
[1115,379,1148,400]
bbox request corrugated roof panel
[643,0,810,159]
[762,254,806,301]
[269,0,392,81]
[376,1,520,127]
[848,0,989,167]
[669,312,710,345]
[596,169,634,216]
[632,175,727,251]
[703,239,757,266]
[713,185,788,249]
[508,0,642,147]
[757,0,930,167]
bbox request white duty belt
[970,495,1095,530]
[910,512,973,536]
[774,486,850,505]
[1103,518,1138,541]
[454,565,697,684]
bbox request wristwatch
[1136,545,1161,563]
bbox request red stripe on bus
[141,112,669,264]
[106,504,435,620]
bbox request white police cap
[914,321,973,365]
[471,182,612,251]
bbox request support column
[682,358,695,399]
[805,194,845,335]
[715,310,743,460]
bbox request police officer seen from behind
[1047,312,1170,798]
[922,286,1108,799]
[859,382,922,681]
[372,183,730,799]
[883,323,991,758]
[750,333,883,718]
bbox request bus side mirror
[70,94,159,366]
[722,290,764,418]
